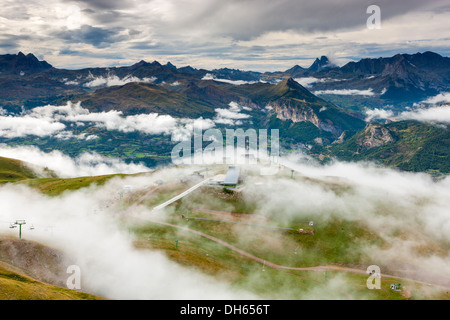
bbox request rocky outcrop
[272,102,342,136]
[358,124,394,149]
[333,131,347,144]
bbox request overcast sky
[1,0,449,71]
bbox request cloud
[53,130,99,141]
[423,92,450,104]
[314,88,375,96]
[0,114,66,138]
[240,155,450,285]
[160,0,437,40]
[294,77,327,88]
[202,73,258,85]
[397,105,450,123]
[1,148,450,297]
[364,108,395,122]
[365,105,450,123]
[213,101,251,125]
[84,73,157,87]
[0,181,257,299]
[0,102,215,140]
[0,144,150,178]
[54,24,125,48]
[1,0,449,72]
[294,77,347,88]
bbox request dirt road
[129,214,450,291]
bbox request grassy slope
[0,156,38,184]
[1,158,448,299]
[17,174,126,196]
[126,175,450,300]
[76,82,216,117]
[0,155,147,195]
[0,237,102,300]
[141,185,382,268]
[327,120,450,174]
[0,262,100,300]
[131,221,448,300]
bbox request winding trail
[123,175,450,291]
[129,214,450,291]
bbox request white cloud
[0,181,256,299]
[54,130,98,141]
[365,105,450,124]
[0,102,215,139]
[202,73,258,85]
[64,80,79,85]
[0,144,150,178]
[84,74,157,87]
[1,148,450,297]
[365,108,395,122]
[397,105,450,123]
[244,156,450,286]
[423,92,450,104]
[314,88,375,96]
[0,114,66,138]
[293,77,343,88]
[294,77,323,88]
[213,101,251,125]
[2,0,448,72]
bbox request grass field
[1,158,449,300]
[130,220,449,300]
[17,174,125,196]
[124,173,450,299]
[0,156,38,184]
[0,262,101,300]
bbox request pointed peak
[132,60,150,67]
[285,64,305,73]
[26,53,39,61]
[1,52,53,73]
[309,56,334,72]
[166,61,176,69]
[286,77,298,86]
[421,51,442,58]
[178,65,198,74]
[279,77,305,90]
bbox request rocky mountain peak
[358,123,394,149]
[308,56,334,72]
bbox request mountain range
[0,51,448,174]
[2,51,450,112]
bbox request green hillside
[326,120,450,174]
[0,262,100,300]
[17,174,125,196]
[0,237,101,300]
[0,158,448,299]
[0,156,38,183]
[71,82,217,117]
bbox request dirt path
[129,214,450,290]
